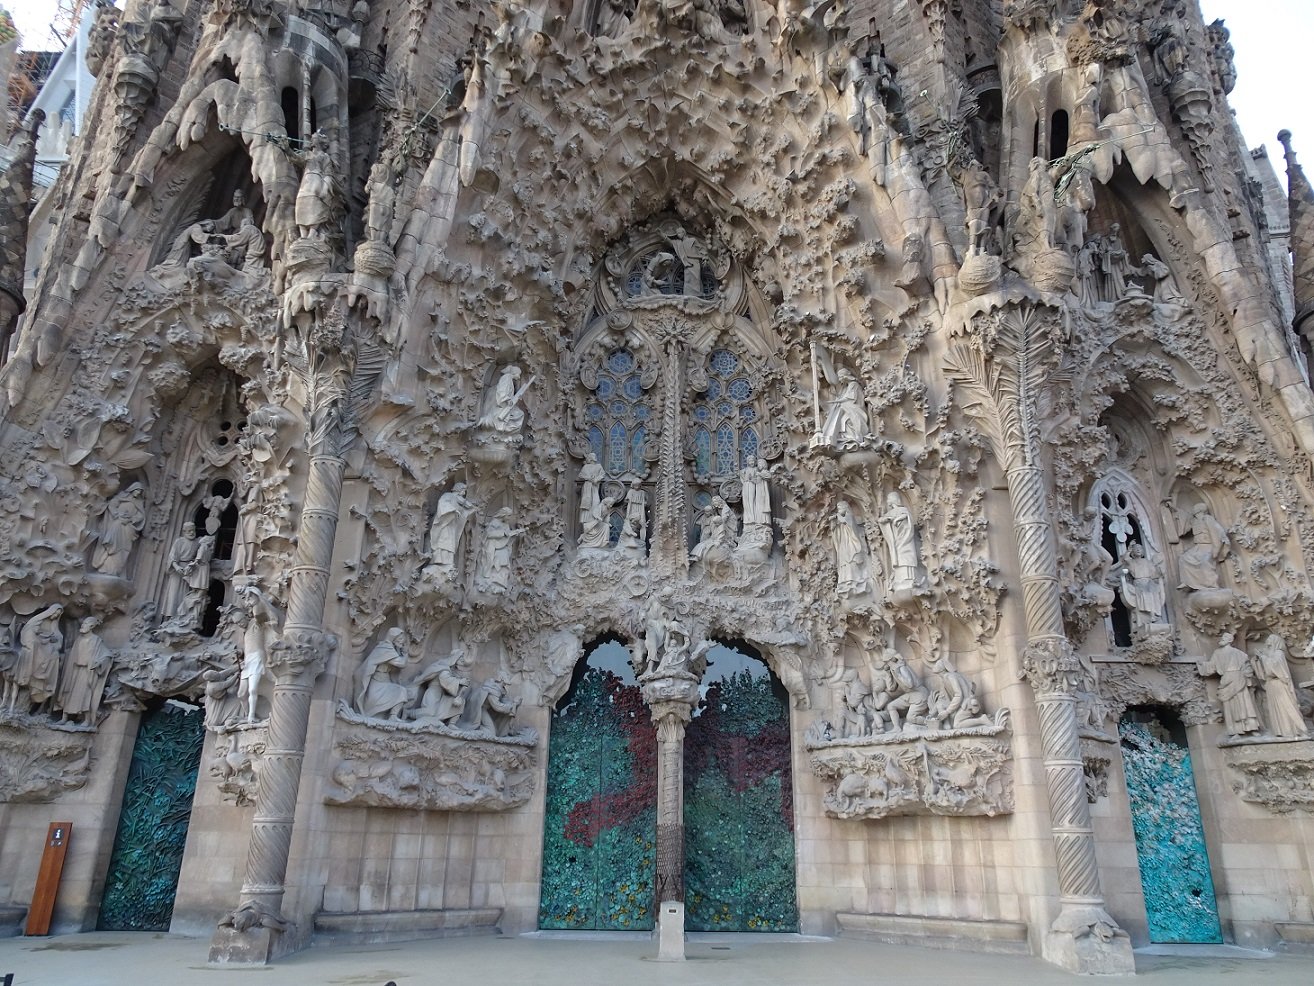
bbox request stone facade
[0,0,1311,973]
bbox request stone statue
[690,496,737,575]
[156,219,215,270]
[216,189,253,234]
[540,625,585,707]
[1142,254,1185,305]
[14,604,64,713]
[820,368,871,445]
[236,585,279,723]
[355,628,411,720]
[478,365,533,438]
[427,483,476,581]
[579,493,620,550]
[1199,632,1260,737]
[1252,634,1308,739]
[93,483,146,577]
[1098,224,1137,301]
[740,458,771,531]
[224,216,266,272]
[203,665,242,731]
[960,159,1001,256]
[294,130,340,239]
[57,617,113,724]
[578,452,605,530]
[1117,542,1166,633]
[834,501,873,599]
[457,674,522,737]
[1014,156,1060,255]
[877,491,921,593]
[882,650,930,731]
[838,668,874,739]
[1176,502,1228,592]
[411,646,473,725]
[618,481,648,557]
[475,507,524,595]
[164,521,215,631]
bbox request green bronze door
[684,645,797,932]
[539,643,656,930]
[1120,714,1223,943]
[98,701,205,931]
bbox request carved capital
[269,627,336,683]
[650,699,694,738]
[1020,637,1088,698]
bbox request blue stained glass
[717,401,733,416]
[742,428,759,463]
[632,427,647,467]
[694,428,712,476]
[623,375,643,398]
[740,406,756,422]
[587,403,604,421]
[694,405,710,421]
[635,404,651,421]
[711,350,738,375]
[610,400,627,416]
[728,378,752,401]
[716,425,735,475]
[596,378,615,397]
[609,350,635,374]
[608,424,628,474]
[588,426,604,458]
[706,379,722,400]
[609,509,625,545]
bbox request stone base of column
[1042,905,1136,975]
[208,925,276,966]
[655,900,685,962]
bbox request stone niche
[0,713,95,803]
[324,704,538,811]
[806,719,1013,820]
[1219,737,1314,814]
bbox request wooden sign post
[25,822,72,936]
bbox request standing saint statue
[57,617,113,724]
[578,452,605,529]
[1198,632,1261,737]
[235,585,279,723]
[475,507,525,595]
[14,604,64,713]
[294,130,340,239]
[164,521,215,631]
[1252,634,1308,738]
[834,501,873,599]
[426,483,477,583]
[93,483,146,577]
[877,491,921,592]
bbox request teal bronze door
[539,645,656,930]
[1120,715,1223,943]
[98,701,205,931]
[684,646,797,932]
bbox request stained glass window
[584,348,652,478]
[690,349,758,480]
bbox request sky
[6,0,1313,165]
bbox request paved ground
[0,931,1311,985]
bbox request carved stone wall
[0,0,1311,967]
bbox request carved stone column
[640,673,700,961]
[210,305,376,964]
[945,304,1134,974]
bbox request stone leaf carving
[325,708,536,811]
[807,728,1013,820]
[0,714,95,803]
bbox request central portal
[538,638,797,933]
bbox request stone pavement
[0,932,1311,985]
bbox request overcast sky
[8,1,1313,171]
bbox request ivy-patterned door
[1120,718,1223,943]
[684,649,797,932]
[539,654,657,930]
[98,701,205,931]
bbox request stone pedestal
[655,901,685,961]
[208,925,275,965]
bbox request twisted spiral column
[211,449,345,962]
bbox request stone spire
[0,109,43,363]
[1279,129,1314,338]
